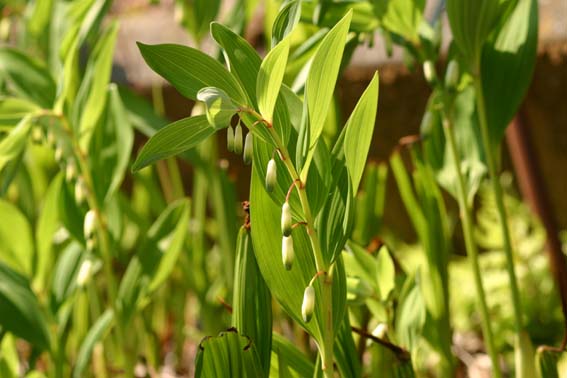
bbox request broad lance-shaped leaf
[344,72,379,193]
[117,199,190,323]
[446,0,513,64]
[73,310,114,378]
[195,329,264,378]
[371,0,425,43]
[78,22,119,150]
[481,0,538,147]
[0,98,39,129]
[197,87,238,129]
[272,333,315,377]
[210,22,292,145]
[137,42,246,103]
[0,199,34,276]
[232,227,272,376]
[0,261,51,351]
[0,48,56,108]
[306,10,352,149]
[257,37,290,123]
[0,115,32,172]
[271,0,302,48]
[132,115,214,171]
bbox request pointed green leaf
[0,98,39,129]
[137,42,245,103]
[0,199,34,276]
[0,261,51,351]
[344,72,379,193]
[257,37,290,123]
[306,10,352,148]
[0,115,32,172]
[271,0,302,48]
[132,115,214,171]
[0,48,56,108]
[371,0,425,43]
[73,310,114,378]
[481,0,538,146]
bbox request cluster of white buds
[445,60,460,90]
[84,210,97,252]
[302,285,315,323]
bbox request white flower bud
[227,126,235,152]
[76,260,93,287]
[86,237,97,252]
[265,159,277,192]
[282,235,294,270]
[243,132,253,165]
[75,177,87,205]
[234,123,243,154]
[302,285,315,323]
[445,60,460,90]
[371,323,388,339]
[31,126,43,144]
[54,144,64,163]
[423,61,437,85]
[47,130,56,147]
[84,210,96,239]
[281,202,292,236]
[65,160,77,182]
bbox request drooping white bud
[54,143,64,163]
[31,126,43,144]
[76,260,93,287]
[227,126,235,152]
[371,323,388,339]
[423,60,437,85]
[234,123,243,154]
[302,285,315,323]
[282,235,294,270]
[46,130,56,147]
[265,159,277,192]
[445,60,460,90]
[75,177,87,205]
[65,160,77,182]
[84,210,96,239]
[86,237,97,252]
[243,132,253,165]
[281,202,292,236]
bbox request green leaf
[117,199,190,322]
[197,87,238,129]
[195,329,264,378]
[271,0,302,48]
[272,333,315,377]
[106,85,134,201]
[343,72,379,193]
[0,97,39,129]
[0,334,19,378]
[178,0,221,42]
[371,0,425,43]
[0,199,34,276]
[395,275,426,351]
[446,0,513,63]
[481,0,538,146]
[0,115,32,172]
[306,10,352,149]
[28,0,54,37]
[77,22,119,150]
[376,246,395,300]
[210,22,261,106]
[137,42,245,103]
[257,37,290,123]
[0,261,51,351]
[132,115,214,171]
[334,314,361,378]
[423,86,486,204]
[73,310,114,378]
[34,175,63,292]
[232,227,272,376]
[0,48,56,108]
[49,243,83,314]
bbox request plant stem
[441,111,502,378]
[242,108,335,376]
